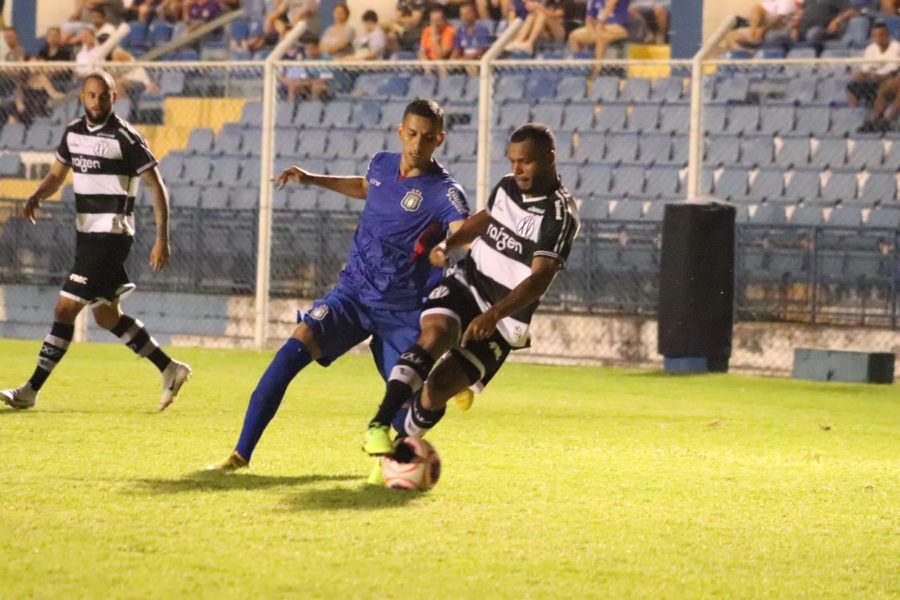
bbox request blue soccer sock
[235,338,312,461]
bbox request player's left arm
[140,167,171,272]
[461,255,560,345]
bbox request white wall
[703,0,759,41]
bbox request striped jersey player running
[363,123,579,456]
[1,70,191,411]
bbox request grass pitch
[1,338,898,598]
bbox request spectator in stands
[477,0,504,20]
[62,0,125,44]
[847,22,900,107]
[278,33,332,101]
[721,0,796,51]
[344,9,387,60]
[419,5,457,61]
[90,7,120,38]
[186,0,224,31]
[454,2,492,58]
[386,0,428,55]
[505,0,566,54]
[262,0,320,42]
[37,27,74,62]
[320,3,355,58]
[0,27,61,125]
[437,0,471,19]
[881,0,900,13]
[629,0,669,44]
[2,25,26,62]
[569,0,629,73]
[766,0,857,52]
[859,71,900,131]
[123,0,159,23]
[156,0,186,23]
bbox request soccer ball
[381,437,441,491]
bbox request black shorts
[421,273,511,392]
[61,232,136,306]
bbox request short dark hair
[335,2,349,16]
[509,123,556,154]
[429,4,446,15]
[460,1,477,12]
[90,6,106,16]
[362,9,378,22]
[403,98,444,130]
[298,31,320,44]
[872,21,888,31]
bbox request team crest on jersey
[310,305,329,320]
[516,216,536,239]
[401,189,424,212]
[428,285,450,300]
[93,140,110,157]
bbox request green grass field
[1,338,898,598]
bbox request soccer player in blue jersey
[212,99,469,471]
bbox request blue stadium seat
[497,101,530,129]
[525,74,558,100]
[213,124,243,155]
[703,103,727,134]
[495,74,527,101]
[436,74,473,102]
[645,165,681,198]
[275,129,298,158]
[759,105,795,135]
[327,158,357,176]
[322,101,354,128]
[149,21,173,44]
[604,133,639,163]
[639,133,672,164]
[352,73,388,97]
[830,106,866,135]
[352,100,381,128]
[556,130,575,161]
[294,101,323,127]
[794,105,830,135]
[750,166,786,199]
[588,76,620,102]
[216,156,245,187]
[810,136,847,168]
[621,78,651,102]
[530,103,564,130]
[784,76,818,104]
[783,168,821,201]
[355,130,384,158]
[123,21,148,49]
[609,198,644,219]
[183,128,213,156]
[725,105,760,135]
[242,128,263,156]
[444,130,476,159]
[595,103,628,132]
[158,154,184,182]
[274,104,294,128]
[828,205,863,228]
[230,18,251,44]
[705,134,741,166]
[573,132,605,162]
[230,187,259,210]
[326,130,356,158]
[556,76,587,101]
[643,199,666,221]
[842,16,870,47]
[820,168,858,204]
[865,205,900,227]
[716,77,750,102]
[170,184,200,208]
[160,71,185,96]
[557,163,580,190]
[749,203,786,224]
[455,160,477,192]
[777,135,811,166]
[790,204,825,225]
[859,171,897,205]
[817,78,851,105]
[23,122,52,150]
[610,165,645,197]
[0,153,22,176]
[296,128,328,158]
[379,101,407,128]
[183,155,212,184]
[491,128,509,160]
[741,135,775,165]
[715,166,750,200]
[846,138,884,169]
[884,142,900,169]
[671,134,689,165]
[579,198,608,219]
[651,77,684,102]
[659,103,690,134]
[561,103,594,130]
[408,74,437,99]
[628,103,659,132]
[377,76,409,98]
[577,164,612,195]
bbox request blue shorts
[299,287,421,382]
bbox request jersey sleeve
[55,129,71,166]
[438,182,470,225]
[533,196,578,267]
[365,151,385,179]
[121,129,158,176]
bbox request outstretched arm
[140,166,171,272]
[461,255,560,345]
[23,160,70,224]
[428,209,491,266]
[274,165,369,200]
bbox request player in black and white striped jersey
[364,123,579,452]
[1,70,191,411]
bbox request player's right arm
[429,209,491,267]
[274,166,369,200]
[23,160,71,225]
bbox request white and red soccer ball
[381,437,441,491]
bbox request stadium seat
[296,128,328,158]
[186,128,215,155]
[275,104,294,128]
[628,103,659,132]
[659,103,690,134]
[230,187,259,210]
[609,198,644,219]
[294,101,324,128]
[884,142,900,169]
[749,203,786,224]
[275,129,298,158]
[556,76,587,101]
[794,105,830,135]
[639,133,673,164]
[495,74,527,101]
[783,168,821,201]
[810,137,847,168]
[377,76,408,98]
[158,154,184,182]
[352,73,388,97]
[703,104,727,134]
[0,153,22,177]
[820,169,858,204]
[715,166,751,200]
[621,78,651,102]
[444,130,477,160]
[749,166,786,199]
[530,103,564,130]
[610,165,645,197]
[784,77,818,104]
[525,74,558,100]
[149,21,173,45]
[183,155,213,184]
[578,198,608,219]
[790,204,825,226]
[671,134,689,165]
[859,171,898,205]
[561,103,595,131]
[241,128,263,156]
[650,77,684,102]
[23,122,52,150]
[199,186,230,209]
[491,128,509,160]
[842,16,870,47]
[645,165,681,198]
[588,76,620,102]
[578,164,612,195]
[379,101,407,128]
[322,101,354,128]
[725,105,760,135]
[643,199,666,220]
[705,134,741,166]
[555,130,575,161]
[325,130,355,159]
[123,21,148,49]
[846,138,884,169]
[454,161,477,192]
[715,77,750,102]
[741,135,775,165]
[557,163,580,190]
[497,101,530,129]
[436,74,473,102]
[213,156,244,187]
[595,103,628,132]
[828,205,863,228]
[159,71,185,96]
[355,130,385,158]
[573,132,605,162]
[0,123,26,149]
[604,133,639,163]
[817,78,851,106]
[170,184,200,208]
[777,135,811,166]
[866,205,900,228]
[408,75,438,99]
[351,100,381,128]
[759,105,795,135]
[830,106,867,136]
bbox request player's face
[398,114,445,169]
[81,77,116,124]
[507,139,556,195]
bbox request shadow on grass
[130,471,362,494]
[286,484,424,511]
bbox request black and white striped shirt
[460,174,579,348]
[55,113,158,236]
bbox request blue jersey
[338,152,470,310]
[586,0,629,24]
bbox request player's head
[872,21,890,49]
[398,99,446,170]
[507,123,557,195]
[81,70,117,125]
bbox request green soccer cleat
[366,459,385,486]
[362,424,394,456]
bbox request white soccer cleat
[159,360,191,411]
[1,383,38,410]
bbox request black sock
[371,344,435,427]
[403,395,446,439]
[28,321,75,392]
[111,314,172,373]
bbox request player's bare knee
[53,297,84,324]
[291,323,322,360]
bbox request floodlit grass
[1,338,898,598]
